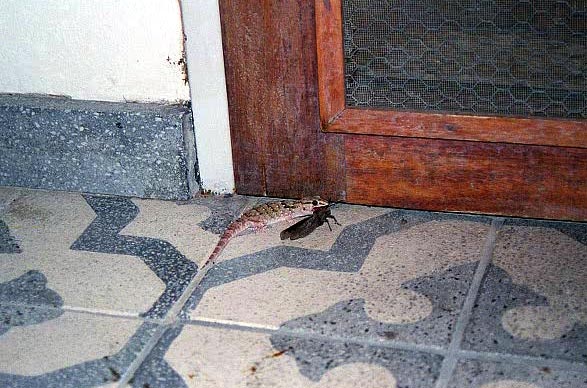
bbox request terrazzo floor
[0,186,585,388]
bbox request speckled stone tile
[0,308,160,388]
[0,190,163,316]
[0,188,206,318]
[177,194,253,235]
[119,198,218,267]
[448,359,587,388]
[0,188,23,253]
[0,186,23,216]
[6,185,587,386]
[463,219,587,362]
[131,323,443,388]
[184,208,492,348]
[0,219,20,254]
[0,94,195,199]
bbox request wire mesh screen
[342,0,587,118]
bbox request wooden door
[218,1,587,221]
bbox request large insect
[280,204,340,240]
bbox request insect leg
[328,214,341,226]
[324,218,333,231]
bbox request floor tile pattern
[449,359,587,388]
[0,187,585,387]
[70,195,199,318]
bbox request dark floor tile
[0,220,20,253]
[184,209,492,349]
[0,190,201,317]
[0,270,62,305]
[448,359,587,388]
[463,219,587,363]
[71,195,199,318]
[0,310,160,388]
[132,323,443,388]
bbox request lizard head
[300,196,329,211]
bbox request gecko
[204,197,330,267]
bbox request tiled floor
[0,187,586,388]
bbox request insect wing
[280,206,332,240]
[280,215,318,240]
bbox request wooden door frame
[315,0,587,148]
[218,1,346,201]
[219,1,587,221]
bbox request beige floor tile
[494,225,587,341]
[165,325,400,388]
[0,311,140,375]
[121,198,218,266]
[0,186,24,215]
[0,191,165,314]
[192,218,488,330]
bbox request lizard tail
[205,219,249,267]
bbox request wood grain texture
[220,0,586,220]
[315,0,346,127]
[327,108,587,148]
[345,135,587,220]
[218,3,267,194]
[219,0,345,200]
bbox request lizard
[203,197,330,268]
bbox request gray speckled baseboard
[0,94,198,199]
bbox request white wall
[0,0,234,194]
[179,0,234,194]
[0,0,189,103]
